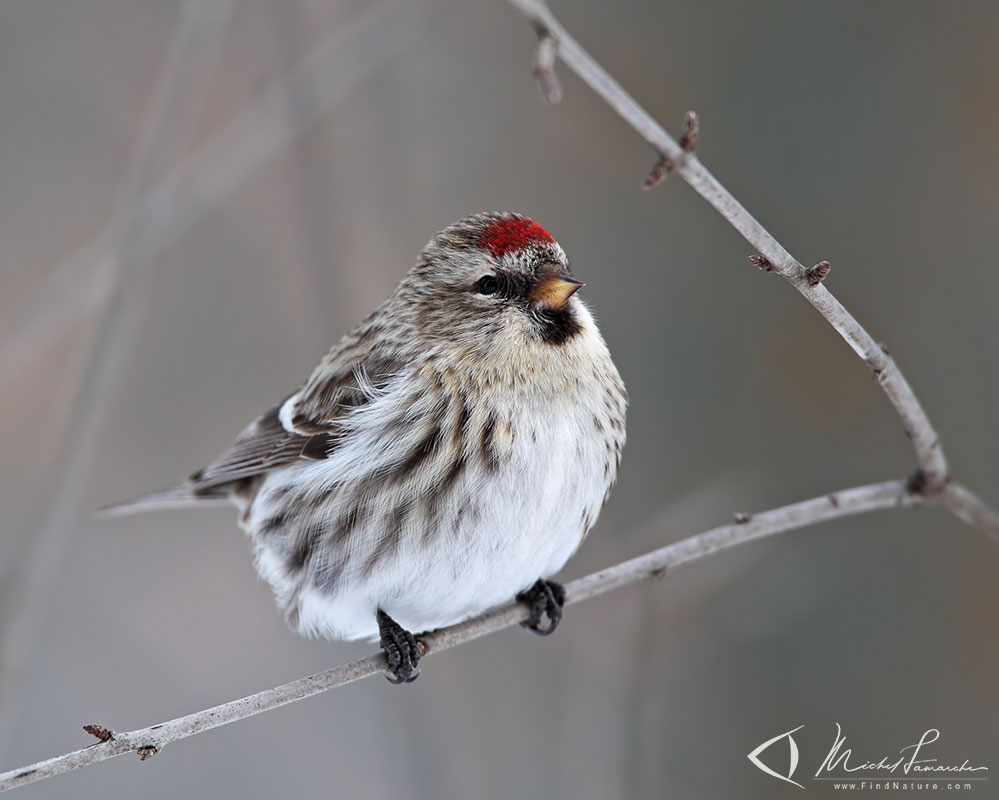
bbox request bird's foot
[377,609,421,684]
[516,578,566,636]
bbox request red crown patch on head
[478,216,554,258]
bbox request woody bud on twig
[642,156,674,190]
[82,725,114,744]
[747,254,774,271]
[679,111,699,152]
[807,260,831,286]
[643,110,699,190]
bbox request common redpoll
[109,213,627,683]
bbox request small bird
[109,213,626,683]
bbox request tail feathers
[99,484,230,517]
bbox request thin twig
[642,111,698,190]
[505,0,950,490]
[8,478,995,792]
[531,26,562,103]
[940,482,999,540]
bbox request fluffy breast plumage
[242,305,626,642]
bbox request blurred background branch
[0,0,430,754]
[0,0,237,747]
[0,0,415,383]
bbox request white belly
[243,390,616,641]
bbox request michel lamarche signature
[817,725,989,777]
[749,724,989,788]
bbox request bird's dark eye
[475,275,499,295]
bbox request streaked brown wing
[188,402,331,490]
[281,355,404,435]
[189,356,405,491]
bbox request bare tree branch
[1,2,995,793]
[506,0,950,491]
[7,478,994,792]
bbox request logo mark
[748,725,805,788]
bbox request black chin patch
[533,306,583,345]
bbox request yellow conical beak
[529,274,583,310]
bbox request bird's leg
[516,578,566,636]
[377,609,421,684]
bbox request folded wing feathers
[189,403,333,489]
[103,357,402,515]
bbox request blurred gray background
[1,1,997,798]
